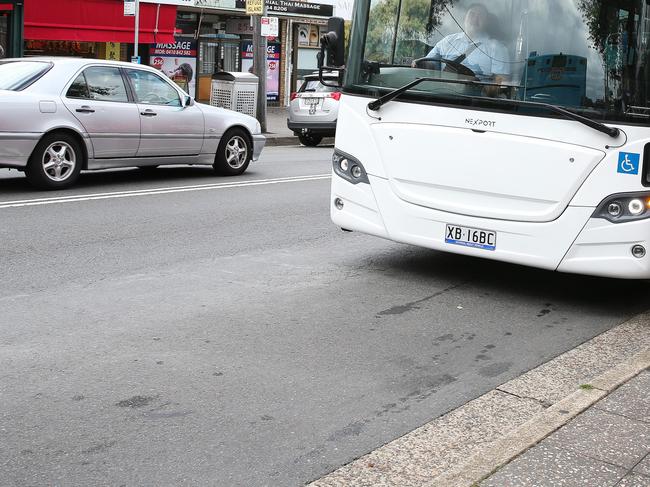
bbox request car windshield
[0,61,52,91]
[346,0,650,124]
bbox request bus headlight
[593,192,650,222]
[628,199,645,215]
[332,150,369,184]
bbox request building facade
[5,0,339,106]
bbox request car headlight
[332,150,369,185]
[593,192,650,223]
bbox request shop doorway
[196,38,242,102]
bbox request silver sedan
[0,57,265,189]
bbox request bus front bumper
[331,173,650,279]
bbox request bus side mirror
[319,17,345,88]
[321,17,345,67]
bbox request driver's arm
[412,41,442,67]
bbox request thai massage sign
[236,0,333,17]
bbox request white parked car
[287,73,339,146]
[0,57,265,190]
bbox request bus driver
[422,3,510,84]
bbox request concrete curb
[263,136,335,147]
[431,348,650,487]
[309,312,650,487]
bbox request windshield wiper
[367,77,620,138]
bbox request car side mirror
[183,95,193,107]
[318,17,346,88]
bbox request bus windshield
[347,0,650,124]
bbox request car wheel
[26,133,83,190]
[298,133,323,147]
[213,128,252,176]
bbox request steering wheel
[412,56,477,78]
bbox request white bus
[320,0,650,279]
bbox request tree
[365,0,456,63]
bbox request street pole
[134,0,140,61]
[252,6,267,132]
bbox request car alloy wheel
[225,135,249,169]
[213,127,252,176]
[41,141,77,182]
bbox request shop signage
[141,0,195,5]
[226,18,255,35]
[241,41,281,101]
[236,0,333,17]
[149,41,198,97]
[194,0,237,8]
[261,17,279,37]
[124,0,136,16]
[297,24,325,46]
[105,42,121,61]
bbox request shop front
[172,0,333,106]
[0,0,24,58]
[172,7,258,103]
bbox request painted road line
[0,174,332,209]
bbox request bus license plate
[445,224,497,251]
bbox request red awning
[24,0,177,44]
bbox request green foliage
[365,0,455,63]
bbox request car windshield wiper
[367,77,620,138]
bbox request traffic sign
[261,17,278,37]
[246,0,264,15]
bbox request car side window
[66,73,90,99]
[126,69,181,107]
[82,67,129,103]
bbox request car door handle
[75,106,95,113]
[141,110,157,117]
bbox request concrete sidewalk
[481,369,650,486]
[261,107,334,147]
[263,106,296,146]
[309,313,650,487]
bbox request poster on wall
[149,41,198,97]
[297,25,309,46]
[241,41,281,102]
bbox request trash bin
[210,72,258,118]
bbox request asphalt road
[1,146,649,486]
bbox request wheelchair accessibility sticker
[618,152,640,175]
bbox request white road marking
[0,174,332,209]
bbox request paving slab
[544,408,650,469]
[616,473,650,487]
[633,454,650,477]
[480,443,627,487]
[595,370,650,423]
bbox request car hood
[196,102,262,135]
